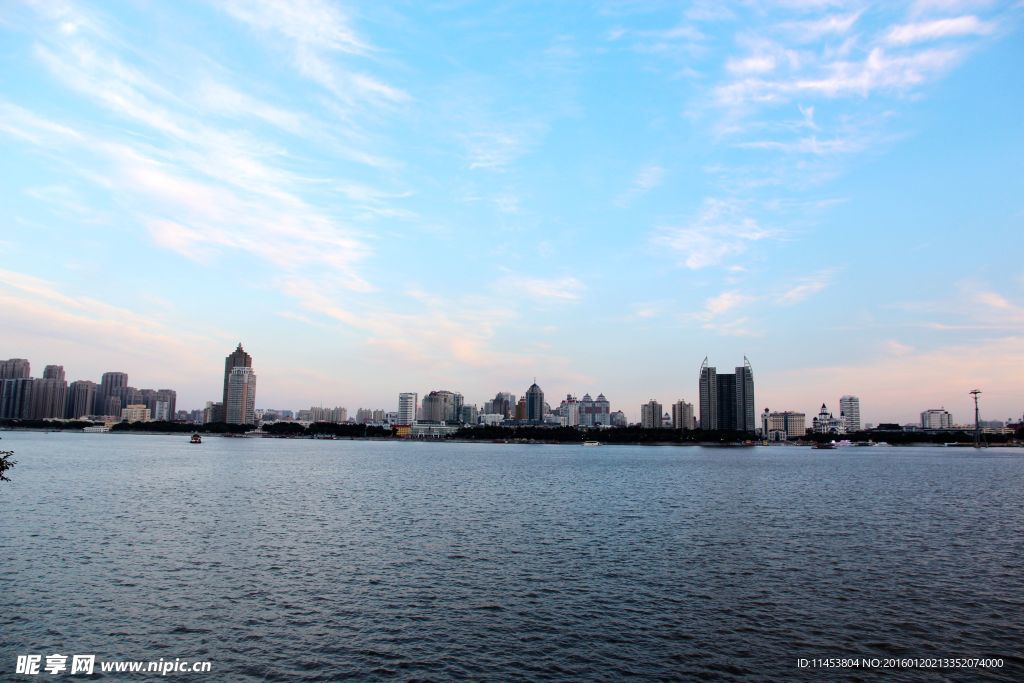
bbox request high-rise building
[671,400,695,430]
[42,365,65,381]
[95,372,128,417]
[698,357,756,432]
[0,378,33,419]
[0,358,30,379]
[222,344,253,411]
[154,389,177,421]
[699,361,717,429]
[641,399,663,429]
[579,393,611,426]
[307,406,347,423]
[839,395,861,432]
[490,392,516,419]
[525,382,544,423]
[460,404,478,425]
[558,394,580,427]
[203,401,222,424]
[398,392,418,425]
[225,367,257,425]
[921,408,953,430]
[28,375,67,420]
[515,397,528,420]
[421,390,463,423]
[66,380,97,419]
[610,410,627,427]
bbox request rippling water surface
[2,432,1022,680]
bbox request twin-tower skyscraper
[698,357,756,432]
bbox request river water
[1,432,1021,680]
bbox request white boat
[583,440,601,447]
[82,425,109,433]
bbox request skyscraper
[0,358,30,379]
[558,394,580,426]
[0,378,33,419]
[490,392,516,418]
[225,366,257,425]
[95,371,128,417]
[641,399,663,428]
[398,392,418,425]
[66,380,97,419]
[698,357,756,432]
[43,365,65,381]
[671,400,695,430]
[839,395,861,432]
[222,343,253,410]
[579,393,611,426]
[153,389,177,421]
[421,390,463,423]
[525,382,544,423]
[28,368,67,420]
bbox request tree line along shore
[1,418,1022,446]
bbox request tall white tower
[839,395,861,431]
[398,392,418,425]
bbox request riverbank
[2,427,1020,448]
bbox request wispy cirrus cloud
[0,2,410,299]
[885,15,997,44]
[780,269,836,303]
[615,163,666,207]
[653,198,776,269]
[216,0,408,105]
[0,267,222,367]
[497,275,586,302]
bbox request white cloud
[884,340,915,355]
[726,54,778,75]
[217,0,409,105]
[218,0,369,54]
[910,0,996,17]
[780,270,835,303]
[653,198,776,269]
[778,12,862,41]
[498,275,586,302]
[615,163,666,206]
[697,290,755,319]
[886,15,996,44]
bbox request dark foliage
[110,421,252,434]
[797,429,1017,445]
[0,419,98,430]
[263,422,395,438]
[0,450,15,482]
[453,425,755,444]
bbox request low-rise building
[762,409,807,441]
[921,408,953,430]
[121,404,151,423]
[812,403,846,434]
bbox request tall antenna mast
[969,389,982,448]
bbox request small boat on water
[190,433,202,444]
[583,440,601,447]
[813,441,837,449]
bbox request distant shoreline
[2,427,1021,448]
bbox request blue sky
[1,0,1022,424]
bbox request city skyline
[1,2,1022,422]
[0,352,1017,427]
